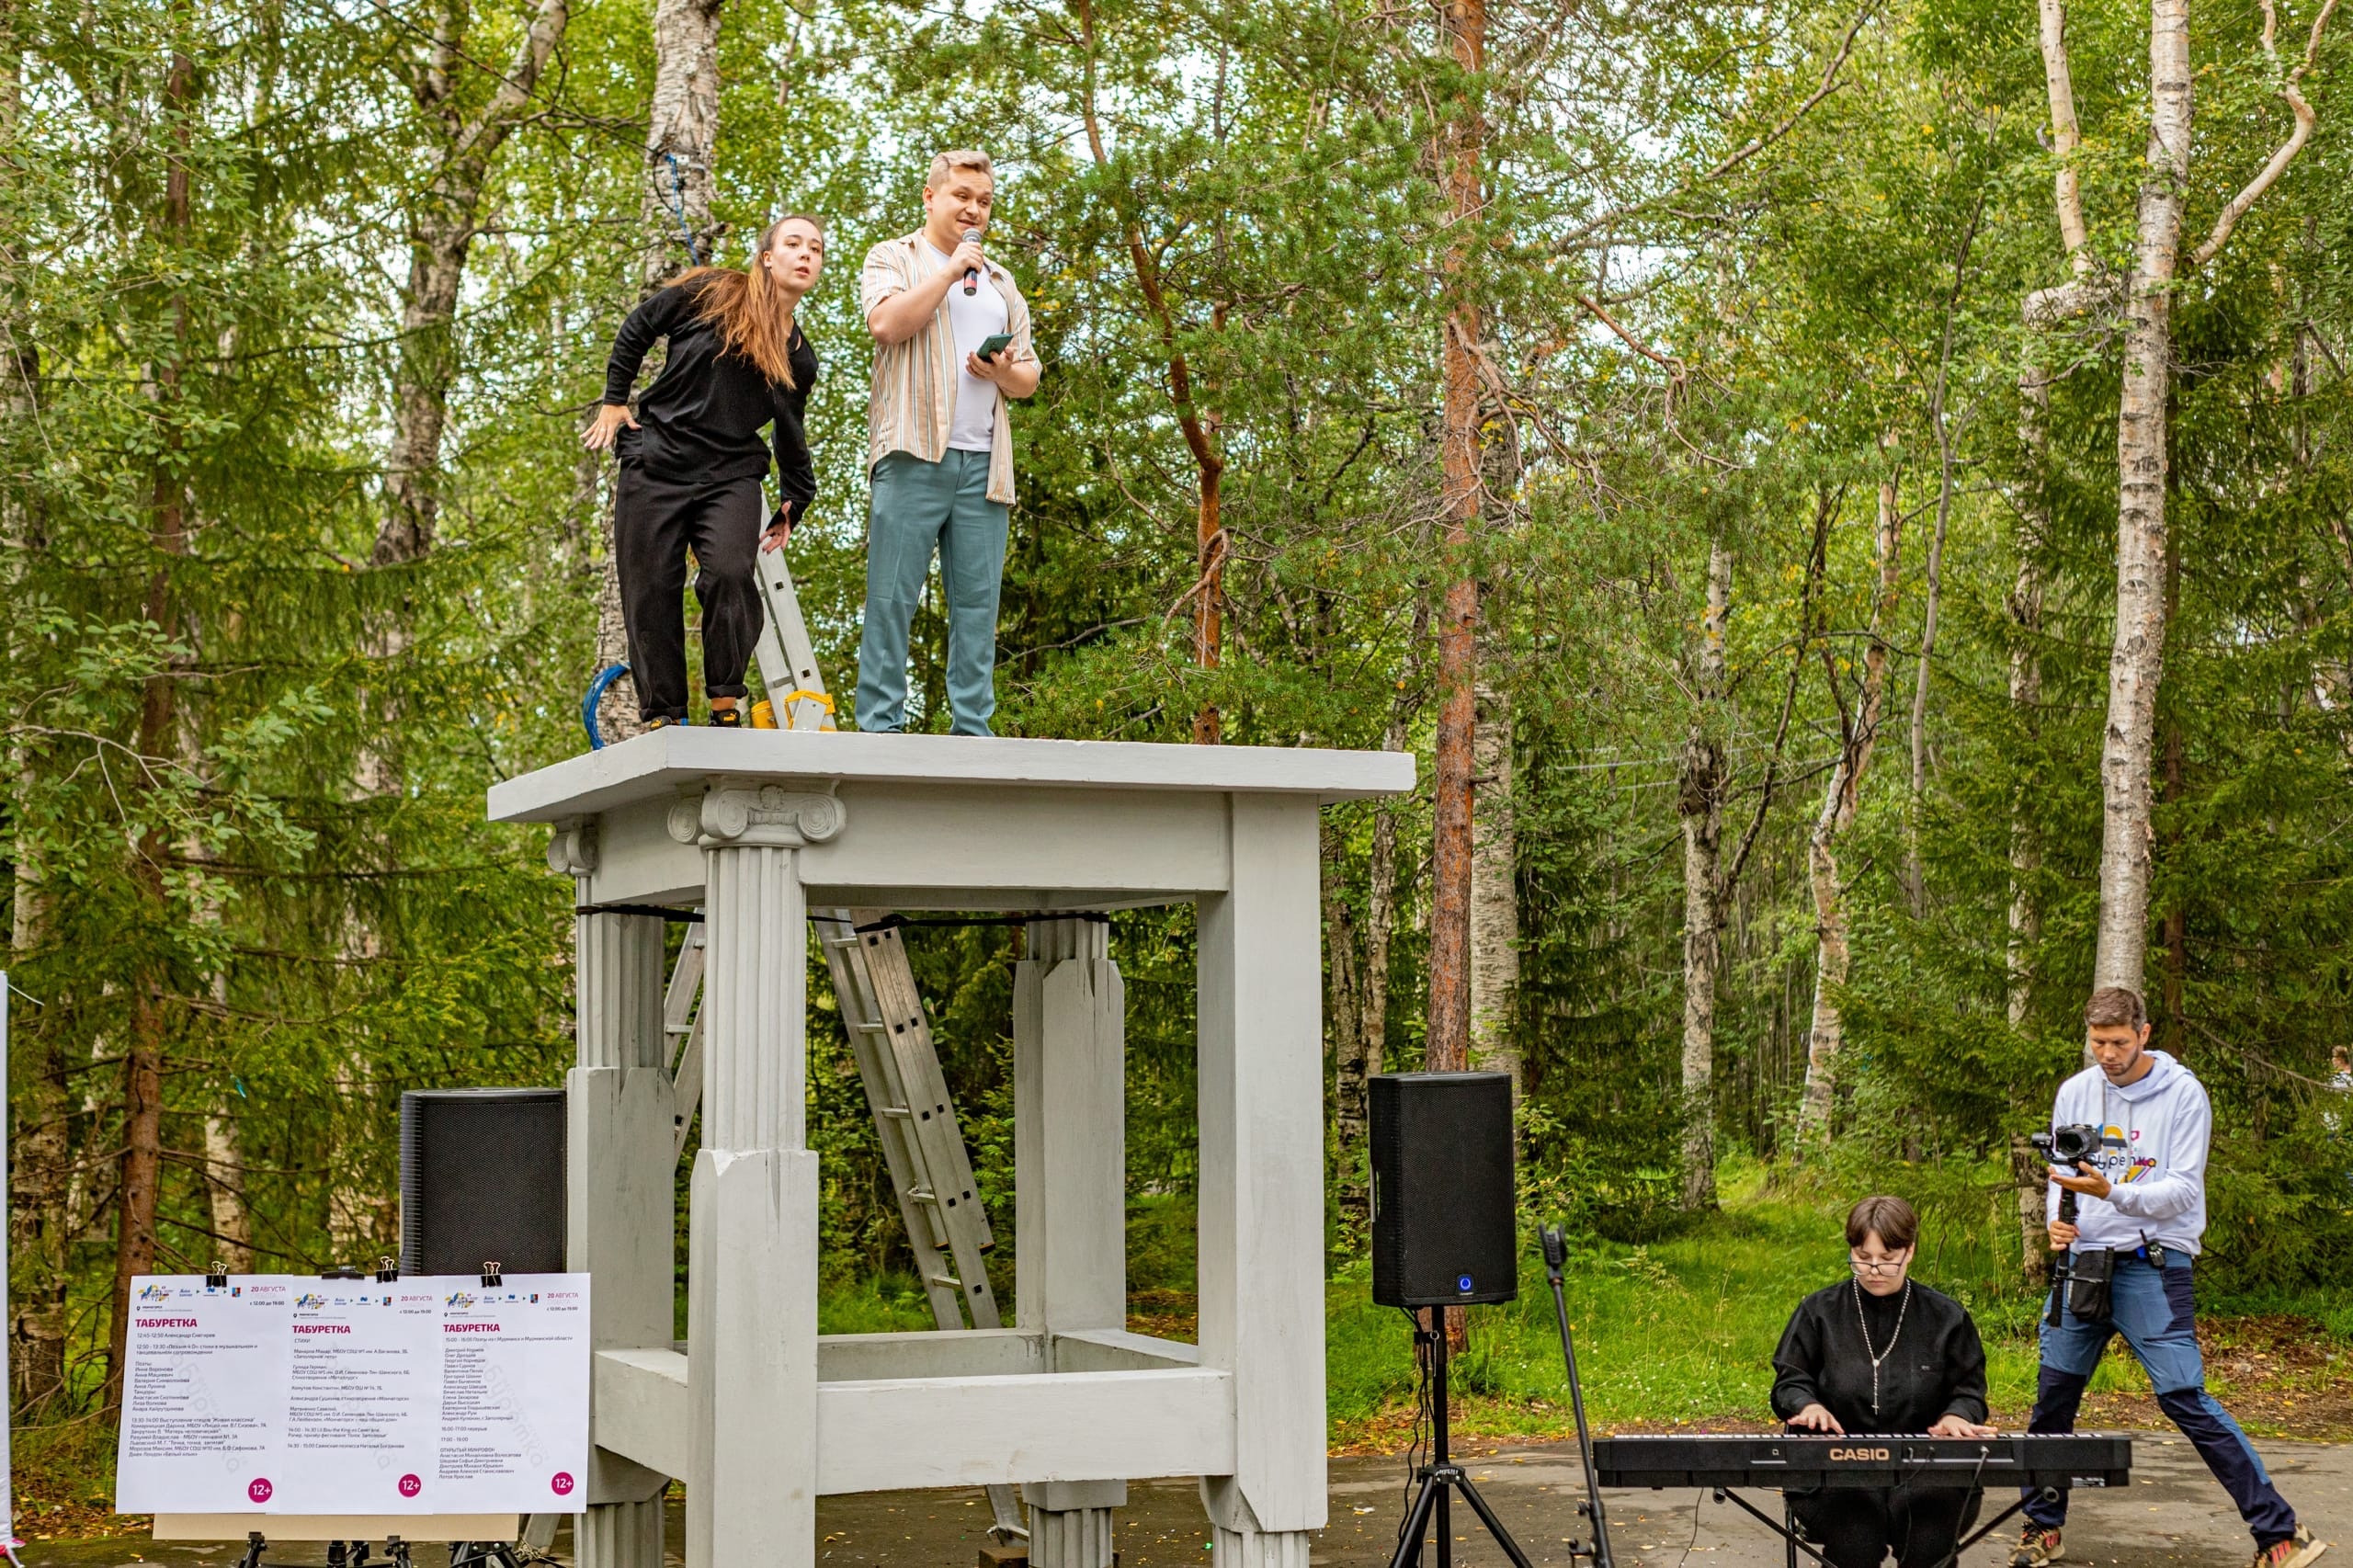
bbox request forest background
[6,0,2353,1509]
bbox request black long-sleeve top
[603,278,820,517]
[1770,1280,1988,1437]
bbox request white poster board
[117,1275,587,1517]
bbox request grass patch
[1324,1158,2353,1446]
[1325,1160,2047,1446]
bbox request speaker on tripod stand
[1370,1073,1614,1568]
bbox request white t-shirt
[927,241,1009,452]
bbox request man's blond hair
[928,149,995,187]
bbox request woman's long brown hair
[673,215,823,390]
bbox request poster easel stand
[233,1528,420,1568]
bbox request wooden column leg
[1024,1481,1125,1568]
[576,1495,664,1568]
[1014,916,1126,1341]
[1206,1521,1313,1568]
[1196,795,1326,1545]
[558,837,674,1568]
[671,786,842,1568]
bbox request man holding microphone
[856,149,1041,736]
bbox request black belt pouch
[2067,1246,2116,1322]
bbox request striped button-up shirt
[860,232,1037,506]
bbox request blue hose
[583,663,631,749]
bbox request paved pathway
[34,1437,2347,1568]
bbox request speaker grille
[1370,1072,1517,1308]
[398,1088,567,1277]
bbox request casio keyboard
[1596,1431,2133,1490]
[1593,1433,2133,1568]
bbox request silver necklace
[1852,1279,1912,1418]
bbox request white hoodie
[2045,1049,2211,1256]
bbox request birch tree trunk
[377,0,569,567]
[1469,681,1518,1096]
[2007,0,2085,1277]
[1678,536,1731,1210]
[2093,0,2191,995]
[1904,199,1981,911]
[0,0,67,1410]
[639,0,724,295]
[2011,385,2052,1277]
[1795,480,1904,1152]
[8,863,70,1409]
[592,0,725,734]
[203,1109,253,1272]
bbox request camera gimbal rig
[2031,1122,2100,1327]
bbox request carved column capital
[668,783,846,848]
[548,818,599,877]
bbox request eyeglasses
[1848,1256,1908,1275]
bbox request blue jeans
[853,449,1008,736]
[2024,1252,2296,1545]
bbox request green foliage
[8,0,2353,1436]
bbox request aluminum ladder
[664,545,1026,1543]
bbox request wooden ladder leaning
[661,546,1027,1543]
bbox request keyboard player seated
[1769,1196,1995,1568]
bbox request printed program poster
[272,1280,445,1513]
[115,1277,293,1513]
[115,1274,588,1516]
[429,1277,590,1512]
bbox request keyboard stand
[1706,1483,2061,1568]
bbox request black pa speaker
[399,1087,568,1277]
[1370,1071,1517,1308]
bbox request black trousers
[615,460,763,722]
[1788,1488,1981,1568]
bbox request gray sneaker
[2252,1526,2326,1568]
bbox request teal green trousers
[853,449,1009,735]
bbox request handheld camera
[2032,1122,2099,1325]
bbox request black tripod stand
[1385,1311,1532,1568]
[1386,1230,1618,1568]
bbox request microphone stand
[1543,1225,1615,1568]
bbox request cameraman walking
[2010,987,2316,1568]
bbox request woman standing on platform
[584,216,825,729]
[1771,1195,1996,1568]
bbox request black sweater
[1770,1280,1988,1436]
[603,279,819,515]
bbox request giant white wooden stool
[491,729,1415,1568]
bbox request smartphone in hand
[975,331,1016,361]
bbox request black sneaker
[646,715,680,730]
[710,706,743,728]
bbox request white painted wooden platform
[496,731,1413,1568]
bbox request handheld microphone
[961,227,982,295]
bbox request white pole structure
[1016,917,1128,1568]
[489,732,1414,1568]
[553,823,674,1568]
